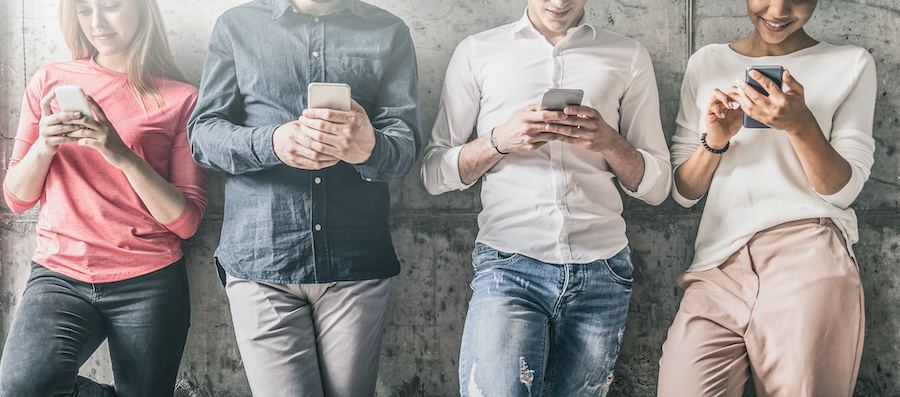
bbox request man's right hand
[273,121,340,170]
[491,105,569,154]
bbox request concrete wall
[1,0,898,395]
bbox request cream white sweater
[671,42,876,273]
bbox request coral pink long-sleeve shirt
[3,58,208,283]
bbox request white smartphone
[540,88,584,111]
[307,83,351,111]
[53,85,92,116]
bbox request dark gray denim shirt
[188,0,420,284]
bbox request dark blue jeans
[0,260,190,397]
[459,244,634,397]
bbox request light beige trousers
[225,275,391,397]
[657,218,864,397]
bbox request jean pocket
[603,247,634,286]
[471,243,520,272]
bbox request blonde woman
[0,0,206,395]
[658,0,875,395]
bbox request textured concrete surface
[1,0,898,396]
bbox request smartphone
[742,66,784,129]
[53,85,92,116]
[540,88,584,111]
[307,83,351,111]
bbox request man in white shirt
[421,0,671,395]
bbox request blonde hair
[58,0,188,108]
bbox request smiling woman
[659,0,876,395]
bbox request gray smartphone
[307,83,351,111]
[742,66,784,129]
[540,88,584,111]
[53,85,92,116]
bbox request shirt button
[365,178,372,182]
[312,51,320,58]
[314,177,322,184]
[315,224,322,231]
[292,8,298,13]
[314,16,320,22]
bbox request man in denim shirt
[188,0,419,394]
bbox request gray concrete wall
[1,0,898,395]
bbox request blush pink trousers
[657,218,864,397]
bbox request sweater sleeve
[163,92,208,239]
[3,72,47,213]
[815,49,876,209]
[670,53,704,208]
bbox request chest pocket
[332,56,383,108]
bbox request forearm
[4,145,55,204]
[601,134,646,192]
[189,117,281,175]
[458,134,504,185]
[117,152,187,225]
[673,145,722,201]
[786,123,852,195]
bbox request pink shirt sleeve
[162,93,208,239]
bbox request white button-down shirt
[421,12,672,264]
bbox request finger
[349,99,369,117]
[47,124,83,137]
[709,89,738,116]
[85,96,105,122]
[531,131,568,143]
[303,107,353,123]
[562,105,598,119]
[46,135,80,145]
[40,91,57,116]
[542,123,584,137]
[291,144,340,164]
[542,115,587,129]
[297,125,341,154]
[525,110,567,123]
[299,115,342,135]
[735,79,763,104]
[782,69,801,95]
[750,70,785,100]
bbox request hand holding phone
[540,88,584,111]
[53,85,92,117]
[307,83,351,111]
[742,66,784,128]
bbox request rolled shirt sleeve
[421,37,481,195]
[617,42,672,205]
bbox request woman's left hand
[65,96,137,169]
[737,69,819,134]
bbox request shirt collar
[268,0,365,20]
[510,7,597,41]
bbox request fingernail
[73,112,81,118]
[730,102,740,109]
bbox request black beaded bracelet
[701,133,729,155]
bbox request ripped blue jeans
[459,243,633,397]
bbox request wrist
[489,128,507,155]
[701,133,729,154]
